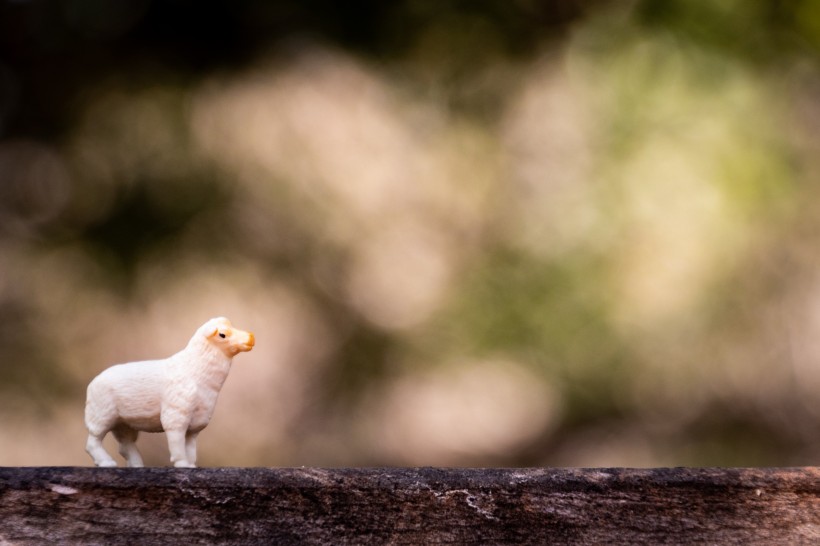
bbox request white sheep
[84,317,255,468]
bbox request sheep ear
[205,327,219,338]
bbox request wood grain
[1,467,819,544]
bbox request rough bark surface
[0,467,818,544]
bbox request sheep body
[84,317,254,468]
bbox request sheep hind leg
[113,426,144,468]
[86,431,118,467]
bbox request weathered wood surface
[1,467,819,544]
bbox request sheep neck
[170,337,233,393]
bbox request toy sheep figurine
[84,317,255,468]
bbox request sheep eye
[218,333,226,339]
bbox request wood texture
[1,467,819,544]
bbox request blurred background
[2,0,820,468]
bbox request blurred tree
[2,0,820,468]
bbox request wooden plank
[0,467,818,544]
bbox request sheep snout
[240,331,255,351]
[214,327,254,355]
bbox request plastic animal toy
[84,317,255,467]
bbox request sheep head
[201,317,255,357]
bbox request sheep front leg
[166,428,195,467]
[185,431,199,466]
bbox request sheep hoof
[97,460,118,468]
[174,461,196,468]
